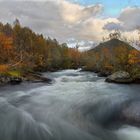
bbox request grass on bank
[0,64,22,77]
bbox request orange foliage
[69,48,80,59]
[102,48,110,58]
[128,50,140,65]
[66,48,81,67]
[0,33,13,49]
[95,52,100,61]
[113,46,130,69]
[0,64,9,72]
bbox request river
[0,69,140,140]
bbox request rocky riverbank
[0,75,22,85]
[0,72,52,86]
[82,67,140,84]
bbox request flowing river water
[0,69,140,140]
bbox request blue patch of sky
[68,0,140,17]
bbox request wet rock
[133,77,140,84]
[105,71,133,84]
[23,73,52,83]
[0,75,10,85]
[97,71,111,77]
[0,75,22,85]
[10,77,22,85]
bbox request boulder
[0,75,22,85]
[133,77,140,84]
[23,73,52,83]
[134,74,140,84]
[10,77,22,85]
[0,75,10,85]
[105,71,133,84]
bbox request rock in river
[105,71,133,84]
[97,71,111,77]
[0,75,22,85]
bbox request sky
[70,0,140,16]
[0,0,140,50]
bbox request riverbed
[0,69,140,140]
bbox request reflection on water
[0,69,140,140]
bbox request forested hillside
[0,19,81,74]
[82,38,140,80]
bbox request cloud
[104,7,140,32]
[119,7,140,31]
[0,0,104,44]
[103,22,123,31]
[80,18,119,41]
[60,1,103,24]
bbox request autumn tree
[0,20,82,73]
[112,45,130,71]
[128,50,140,77]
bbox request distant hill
[88,39,136,53]
[83,38,140,74]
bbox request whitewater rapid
[0,69,140,140]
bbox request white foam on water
[0,69,140,140]
[115,125,140,140]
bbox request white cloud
[79,18,119,41]
[60,1,103,24]
[119,7,140,30]
[104,7,140,32]
[103,22,123,31]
